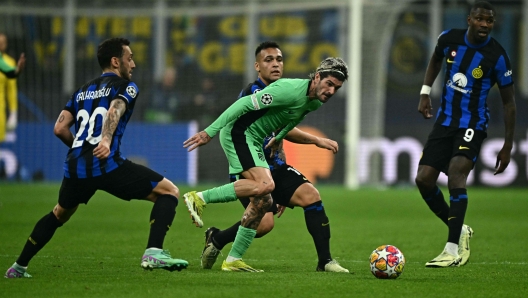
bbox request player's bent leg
[289,183,346,272]
[6,203,75,278]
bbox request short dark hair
[254,41,281,58]
[97,38,130,69]
[471,1,494,14]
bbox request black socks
[16,211,63,267]
[304,201,332,268]
[146,195,178,249]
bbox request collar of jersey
[101,72,119,77]
[464,30,490,49]
[256,77,268,89]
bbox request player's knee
[158,178,180,198]
[254,180,275,197]
[53,204,77,224]
[415,174,434,190]
[256,213,274,238]
[261,194,274,209]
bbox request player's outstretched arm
[93,98,126,159]
[284,127,338,154]
[183,131,212,152]
[53,110,75,147]
[495,85,516,175]
[418,53,443,119]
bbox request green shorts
[219,127,269,175]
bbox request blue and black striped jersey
[238,78,286,171]
[434,29,513,131]
[62,72,139,178]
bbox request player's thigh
[419,125,456,173]
[58,176,98,209]
[101,160,164,201]
[271,165,311,208]
[451,128,487,167]
[220,129,269,175]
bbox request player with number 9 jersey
[63,73,138,178]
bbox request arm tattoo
[102,99,125,140]
[241,194,273,229]
[58,115,65,123]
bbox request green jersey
[0,52,17,78]
[205,78,323,142]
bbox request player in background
[183,56,348,272]
[200,41,349,273]
[0,33,25,144]
[5,38,188,278]
[415,1,516,268]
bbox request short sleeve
[434,29,451,58]
[494,54,514,88]
[116,82,139,106]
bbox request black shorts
[231,164,310,214]
[58,159,164,209]
[419,124,487,173]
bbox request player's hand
[183,131,212,152]
[93,139,111,159]
[264,137,278,157]
[494,146,512,175]
[418,94,433,119]
[315,137,338,154]
[277,204,286,218]
[16,53,26,75]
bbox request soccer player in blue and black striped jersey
[5,38,188,278]
[415,1,516,268]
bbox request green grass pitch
[1,183,527,297]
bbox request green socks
[227,226,257,259]
[202,183,238,204]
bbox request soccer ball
[369,245,405,279]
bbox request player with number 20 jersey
[63,73,138,178]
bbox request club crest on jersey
[126,86,137,98]
[472,66,483,79]
[260,93,273,105]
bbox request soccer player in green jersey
[183,57,348,272]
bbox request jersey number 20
[72,107,107,148]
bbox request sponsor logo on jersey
[447,58,455,64]
[446,73,472,94]
[251,94,260,110]
[472,66,483,79]
[451,50,457,57]
[504,69,512,77]
[126,86,137,98]
[260,93,273,105]
[76,87,111,102]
